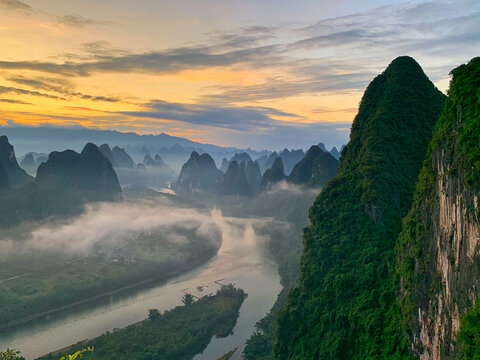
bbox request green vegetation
[457,300,480,360]
[0,225,220,327]
[396,57,480,357]
[40,285,246,360]
[273,56,445,359]
[0,349,24,360]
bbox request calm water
[0,209,281,360]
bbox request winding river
[0,209,282,360]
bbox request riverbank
[38,285,247,360]
[0,248,217,330]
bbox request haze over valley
[1,1,479,360]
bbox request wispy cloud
[0,0,31,12]
[56,14,109,28]
[5,75,123,102]
[120,100,304,131]
[0,98,31,104]
[0,85,65,99]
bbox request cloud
[6,75,123,102]
[0,201,275,259]
[0,85,65,99]
[120,100,304,131]
[56,14,109,28]
[0,0,31,12]
[0,98,31,104]
[0,44,283,77]
[0,201,224,256]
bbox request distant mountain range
[0,125,343,173]
[176,145,339,196]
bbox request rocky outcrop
[288,145,338,187]
[397,57,480,360]
[111,146,135,168]
[176,151,222,193]
[221,160,251,196]
[260,157,286,191]
[98,144,116,167]
[329,146,340,160]
[230,152,252,164]
[36,143,121,199]
[279,148,305,176]
[0,135,33,186]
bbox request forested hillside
[274,56,446,359]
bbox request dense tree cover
[40,285,247,360]
[457,300,480,360]
[288,145,339,187]
[273,56,445,359]
[396,57,480,358]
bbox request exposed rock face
[98,144,116,167]
[0,164,8,189]
[111,146,135,168]
[20,153,37,175]
[221,160,251,196]
[397,57,480,360]
[36,143,121,199]
[288,145,338,187]
[176,151,222,193]
[260,157,286,191]
[0,135,33,186]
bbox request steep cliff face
[260,157,286,191]
[274,56,446,360]
[0,135,33,186]
[176,151,222,193]
[397,57,480,359]
[36,143,121,198]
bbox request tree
[148,308,161,321]
[181,293,194,306]
[0,349,23,360]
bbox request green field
[0,205,221,327]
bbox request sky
[0,0,478,150]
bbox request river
[0,208,282,360]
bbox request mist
[0,200,225,256]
